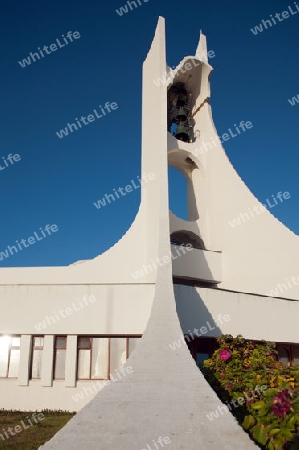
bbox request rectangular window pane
[78,337,91,349]
[278,346,290,366]
[91,338,109,379]
[110,338,127,374]
[0,337,10,377]
[34,337,44,348]
[77,349,91,379]
[128,338,140,357]
[8,349,20,378]
[32,349,43,379]
[293,347,299,365]
[56,337,66,348]
[54,349,66,379]
[11,337,20,347]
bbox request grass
[0,410,75,449]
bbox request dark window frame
[76,336,141,381]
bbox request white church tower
[0,16,298,449]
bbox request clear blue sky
[1,0,298,267]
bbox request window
[128,338,140,357]
[277,345,291,366]
[31,337,44,379]
[185,337,217,366]
[77,337,109,380]
[76,336,141,380]
[0,336,21,378]
[276,344,299,367]
[293,346,299,366]
[54,336,67,380]
[110,338,127,373]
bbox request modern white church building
[1,17,299,423]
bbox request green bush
[202,335,299,450]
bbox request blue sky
[0,0,298,267]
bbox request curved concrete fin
[195,30,208,63]
[39,19,258,450]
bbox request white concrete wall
[0,377,89,412]
[171,245,222,283]
[0,284,154,334]
[175,285,299,343]
[0,367,124,412]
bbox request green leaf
[279,429,294,440]
[267,441,275,450]
[286,416,296,430]
[271,434,288,450]
[269,428,281,437]
[242,415,256,430]
[257,405,270,417]
[251,401,266,410]
[252,423,268,446]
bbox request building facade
[0,17,299,414]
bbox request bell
[175,124,189,142]
[175,108,187,122]
[176,92,188,107]
[176,94,187,107]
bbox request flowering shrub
[202,335,299,449]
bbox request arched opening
[170,230,205,250]
[168,166,188,220]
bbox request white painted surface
[175,285,299,343]
[0,284,154,334]
[171,245,222,283]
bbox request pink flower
[272,389,291,418]
[219,348,231,361]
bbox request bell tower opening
[168,166,188,220]
[167,82,195,143]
